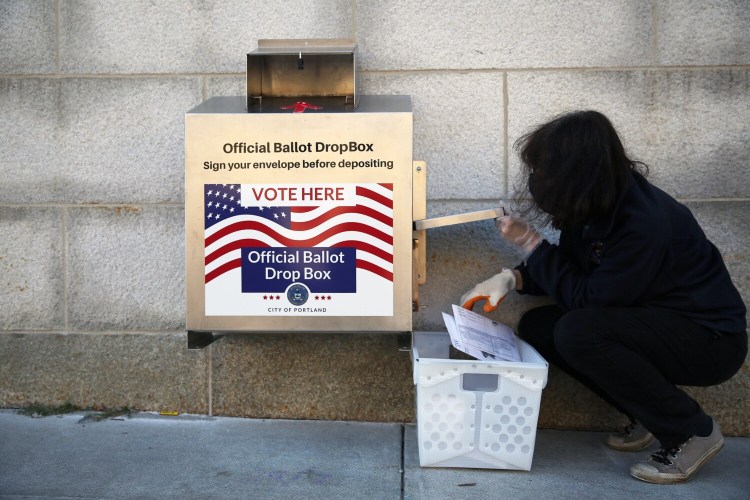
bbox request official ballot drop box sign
[185,95,413,333]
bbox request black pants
[517,305,747,449]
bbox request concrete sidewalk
[0,410,748,499]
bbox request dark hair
[513,110,647,230]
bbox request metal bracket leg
[187,331,221,349]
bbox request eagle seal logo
[287,283,310,306]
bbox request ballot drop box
[412,332,548,470]
[185,40,414,335]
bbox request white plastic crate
[412,331,548,470]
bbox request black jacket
[517,172,747,334]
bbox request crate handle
[462,373,499,392]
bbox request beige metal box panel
[185,95,413,333]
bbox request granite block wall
[1,0,748,433]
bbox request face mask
[528,171,553,216]
[528,172,539,199]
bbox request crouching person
[461,111,747,484]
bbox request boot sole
[629,439,724,484]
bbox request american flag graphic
[203,183,394,287]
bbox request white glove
[460,269,517,313]
[497,216,542,257]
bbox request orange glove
[460,269,517,312]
